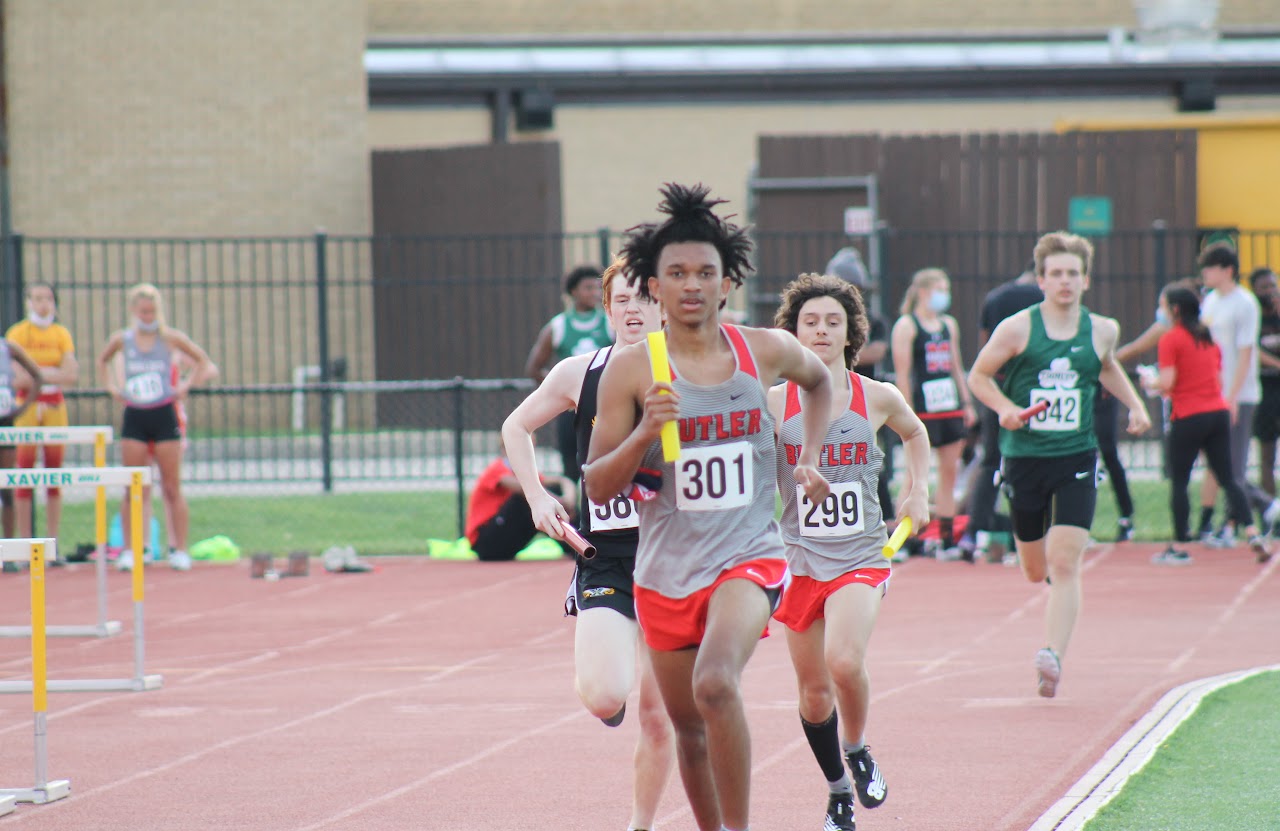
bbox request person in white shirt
[1197,244,1280,544]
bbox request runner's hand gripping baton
[559,521,597,560]
[647,331,681,462]
[1019,400,1050,422]
[883,517,913,559]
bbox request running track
[1,542,1277,830]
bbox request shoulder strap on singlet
[848,370,868,418]
[722,324,758,378]
[783,381,802,421]
[587,344,612,371]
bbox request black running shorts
[564,550,637,619]
[1001,450,1098,542]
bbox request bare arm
[967,311,1031,430]
[856,339,887,372]
[168,330,217,394]
[1115,321,1168,365]
[871,380,930,529]
[752,327,834,503]
[96,332,126,399]
[890,316,915,401]
[43,351,79,388]
[582,345,672,504]
[523,325,555,384]
[1095,316,1151,435]
[945,316,977,424]
[5,341,44,421]
[501,355,586,538]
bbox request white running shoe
[169,550,192,571]
[116,551,134,572]
[1035,647,1061,698]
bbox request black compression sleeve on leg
[801,709,848,785]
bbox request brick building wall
[6,0,369,237]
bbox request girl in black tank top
[890,268,976,556]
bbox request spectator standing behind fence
[97,283,216,572]
[966,264,1043,563]
[891,268,976,560]
[828,247,897,520]
[1196,245,1280,546]
[1247,268,1280,498]
[524,265,613,484]
[6,282,79,543]
[1141,283,1271,565]
[0,337,45,540]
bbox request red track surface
[1,542,1277,830]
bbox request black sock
[801,709,849,788]
[939,516,955,548]
[1198,507,1215,535]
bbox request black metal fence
[3,226,1278,537]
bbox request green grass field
[46,476,1204,558]
[1083,670,1280,831]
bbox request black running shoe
[846,746,887,809]
[824,791,856,831]
[601,703,625,727]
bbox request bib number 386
[676,442,752,512]
[588,493,639,532]
[798,482,865,538]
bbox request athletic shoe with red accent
[846,746,886,809]
[824,791,856,831]
[1035,647,1061,698]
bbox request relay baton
[560,522,597,560]
[1018,399,1050,422]
[882,517,913,559]
[647,331,681,462]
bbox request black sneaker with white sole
[824,791,856,831]
[846,746,887,809]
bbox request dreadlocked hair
[622,183,754,301]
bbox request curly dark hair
[621,183,753,301]
[774,272,868,368]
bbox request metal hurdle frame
[0,426,122,638]
[0,467,162,694]
[0,539,72,809]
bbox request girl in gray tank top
[121,329,176,408]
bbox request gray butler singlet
[122,330,176,408]
[634,325,785,598]
[777,372,888,580]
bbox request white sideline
[1028,663,1280,831]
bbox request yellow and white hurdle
[0,538,72,811]
[0,426,121,638]
[0,465,162,694]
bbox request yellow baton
[647,331,681,462]
[883,517,913,559]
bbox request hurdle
[0,538,72,808]
[0,467,162,693]
[0,426,121,638]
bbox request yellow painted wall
[1197,123,1280,273]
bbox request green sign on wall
[1068,196,1113,236]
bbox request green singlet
[999,304,1100,459]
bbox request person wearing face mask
[97,283,217,572]
[5,282,79,545]
[891,268,976,559]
